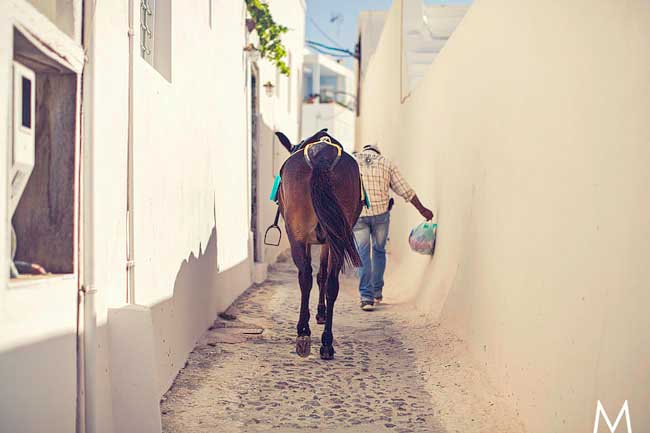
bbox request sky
[305,0,473,68]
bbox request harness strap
[303,136,342,170]
[264,206,283,246]
[272,206,281,225]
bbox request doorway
[250,66,260,262]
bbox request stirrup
[263,224,282,246]
[264,207,282,246]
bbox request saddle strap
[272,206,281,226]
[303,137,342,170]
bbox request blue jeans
[353,212,390,302]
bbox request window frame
[140,0,156,64]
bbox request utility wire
[307,40,355,56]
[306,41,356,58]
[306,44,352,58]
[307,15,344,49]
[306,45,352,58]
[309,46,352,58]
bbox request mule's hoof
[315,315,327,325]
[320,345,335,360]
[296,336,311,357]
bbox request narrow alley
[2,0,648,432]
[160,249,524,433]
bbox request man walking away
[354,144,433,311]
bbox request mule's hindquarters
[281,143,362,360]
[309,148,362,359]
[309,151,362,270]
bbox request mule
[274,129,362,360]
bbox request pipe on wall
[127,0,136,305]
[80,1,99,433]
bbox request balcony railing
[303,89,356,111]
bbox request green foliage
[245,0,291,76]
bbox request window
[140,0,172,81]
[320,75,337,102]
[303,67,313,100]
[11,30,77,278]
[140,0,155,63]
[21,77,32,129]
[337,76,346,105]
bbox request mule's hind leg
[316,244,329,325]
[320,256,342,360]
[291,241,313,357]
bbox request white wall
[358,0,650,432]
[357,10,387,81]
[88,1,262,431]
[132,0,250,306]
[403,2,468,92]
[0,1,303,432]
[253,0,306,265]
[0,2,84,432]
[301,50,356,153]
[26,0,81,40]
[302,103,355,153]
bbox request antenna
[329,12,344,38]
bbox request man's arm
[389,161,434,220]
[410,195,434,221]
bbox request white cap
[362,144,381,154]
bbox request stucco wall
[357,10,387,81]
[0,3,84,432]
[86,1,272,431]
[254,0,306,265]
[132,0,250,307]
[0,1,303,432]
[302,103,355,153]
[358,0,650,431]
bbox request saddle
[264,137,370,246]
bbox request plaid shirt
[356,150,415,216]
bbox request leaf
[245,0,291,76]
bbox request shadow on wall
[111,224,253,433]
[151,225,252,396]
[0,227,253,433]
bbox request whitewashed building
[0,1,304,432]
[355,1,467,148]
[357,1,467,94]
[301,48,356,153]
[357,0,650,432]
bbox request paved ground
[161,249,525,433]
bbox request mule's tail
[310,155,361,269]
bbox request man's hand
[410,195,434,221]
[419,207,434,221]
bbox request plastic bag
[409,222,437,255]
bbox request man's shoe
[360,300,375,311]
[374,296,383,305]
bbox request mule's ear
[275,132,292,153]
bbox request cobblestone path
[161,254,445,433]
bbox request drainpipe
[127,0,136,304]
[244,11,254,273]
[82,286,97,433]
[80,1,98,433]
